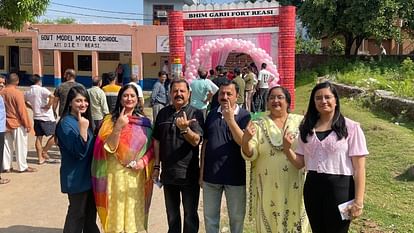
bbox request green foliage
[298,0,405,56]
[0,0,50,31]
[400,57,414,80]
[308,57,414,99]
[295,34,321,54]
[325,38,345,55]
[37,17,76,24]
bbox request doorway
[61,52,74,80]
[9,46,19,73]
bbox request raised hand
[222,99,234,123]
[115,108,129,130]
[77,111,89,130]
[242,121,256,143]
[283,126,297,151]
[176,111,196,131]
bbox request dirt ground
[0,99,211,233]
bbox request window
[153,5,173,25]
[78,55,92,71]
[99,52,120,61]
[20,47,32,65]
[0,56,4,70]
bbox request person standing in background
[102,72,121,113]
[0,94,10,184]
[243,66,257,112]
[87,76,109,132]
[1,73,35,173]
[129,75,145,109]
[53,69,80,117]
[232,67,245,109]
[25,74,57,164]
[256,63,275,112]
[115,63,124,85]
[190,68,214,119]
[150,71,168,122]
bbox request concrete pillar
[168,11,185,74]
[53,50,61,87]
[131,24,143,86]
[278,6,296,109]
[31,34,43,76]
[91,51,99,78]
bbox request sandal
[18,167,38,173]
[0,177,11,184]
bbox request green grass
[290,78,414,233]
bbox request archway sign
[168,0,297,108]
[185,38,279,87]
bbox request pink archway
[185,38,279,86]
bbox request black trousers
[63,189,100,233]
[163,183,200,233]
[0,132,4,175]
[304,171,355,233]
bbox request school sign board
[38,34,132,51]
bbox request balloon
[185,38,280,86]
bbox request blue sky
[41,0,237,24]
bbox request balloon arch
[184,38,279,87]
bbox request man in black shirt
[152,79,204,233]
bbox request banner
[38,34,132,51]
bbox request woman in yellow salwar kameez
[242,86,309,233]
[92,84,154,233]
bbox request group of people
[147,67,368,233]
[0,64,368,233]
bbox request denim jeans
[163,183,200,233]
[203,182,246,233]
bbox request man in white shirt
[25,74,57,164]
[256,63,275,112]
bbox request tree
[298,0,403,56]
[0,0,50,31]
[36,17,76,24]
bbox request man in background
[232,67,245,109]
[87,76,109,131]
[102,72,121,112]
[1,73,35,173]
[53,69,80,117]
[150,71,168,122]
[190,68,215,119]
[25,74,57,165]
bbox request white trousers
[3,126,28,172]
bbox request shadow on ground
[395,165,414,182]
[0,226,61,233]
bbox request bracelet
[154,165,160,170]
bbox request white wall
[143,0,193,25]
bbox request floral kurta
[242,114,310,233]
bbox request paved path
[0,102,214,233]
